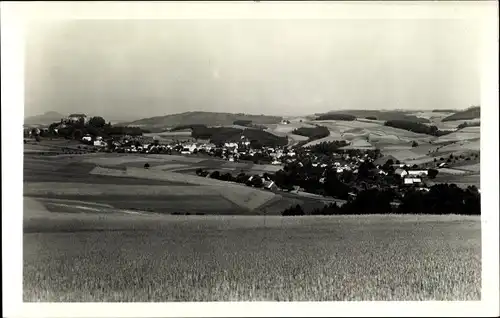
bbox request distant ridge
[24,111,65,126]
[121,111,283,128]
[319,109,431,123]
[442,106,480,122]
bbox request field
[24,149,313,215]
[24,209,481,301]
[23,143,481,301]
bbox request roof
[394,168,408,175]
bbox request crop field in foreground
[24,214,480,302]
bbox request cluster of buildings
[103,134,296,166]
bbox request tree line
[384,120,454,136]
[315,114,357,121]
[292,126,330,141]
[282,184,480,216]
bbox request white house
[263,180,278,191]
[395,168,408,177]
[184,144,198,153]
[93,140,106,147]
[407,170,428,177]
[404,177,422,185]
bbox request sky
[24,18,481,120]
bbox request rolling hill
[442,106,480,122]
[121,111,283,129]
[320,110,431,123]
[24,111,65,126]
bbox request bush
[210,171,221,180]
[282,204,305,216]
[88,116,106,128]
[144,163,150,169]
[365,116,377,120]
[428,168,439,179]
[233,120,252,126]
[311,203,340,215]
[411,141,419,147]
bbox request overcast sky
[25,18,481,120]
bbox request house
[403,177,422,185]
[395,168,408,177]
[407,170,428,177]
[377,169,388,176]
[263,180,278,191]
[67,113,89,124]
[93,140,106,147]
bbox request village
[23,113,471,209]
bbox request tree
[382,159,394,172]
[250,175,264,188]
[282,204,305,216]
[411,141,419,147]
[88,116,106,128]
[427,168,439,179]
[210,171,221,180]
[144,163,150,169]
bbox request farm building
[407,170,428,177]
[403,177,422,185]
[263,180,278,191]
[67,113,89,124]
[395,168,408,177]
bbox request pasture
[23,212,481,301]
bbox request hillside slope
[442,106,480,122]
[24,111,65,126]
[122,111,283,128]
